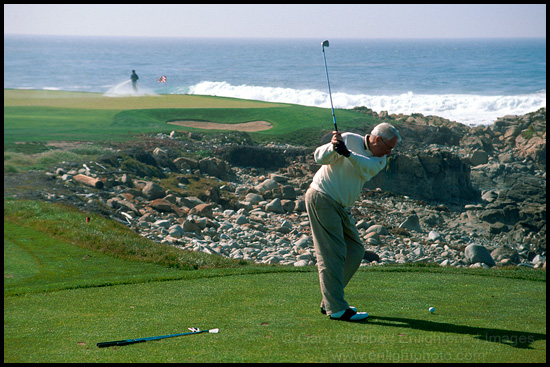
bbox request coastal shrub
[37,150,81,166]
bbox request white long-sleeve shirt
[310,132,387,208]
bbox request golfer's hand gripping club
[332,132,350,157]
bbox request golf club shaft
[97,330,208,348]
[322,41,338,132]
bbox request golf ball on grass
[428,307,435,313]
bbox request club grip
[97,339,145,348]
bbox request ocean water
[4,35,546,126]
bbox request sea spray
[187,81,546,126]
[104,79,158,97]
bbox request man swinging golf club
[307,123,401,321]
[306,40,402,322]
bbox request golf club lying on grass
[97,327,219,348]
[321,39,337,132]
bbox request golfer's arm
[314,143,340,165]
[347,153,386,181]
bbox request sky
[4,4,547,39]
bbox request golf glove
[333,140,351,157]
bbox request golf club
[97,327,219,348]
[321,40,337,132]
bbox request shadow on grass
[365,316,545,350]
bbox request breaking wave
[186,81,546,126]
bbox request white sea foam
[187,81,546,126]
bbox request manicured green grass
[4,89,377,146]
[4,89,280,110]
[4,106,123,143]
[5,271,546,363]
[4,221,180,295]
[3,200,546,362]
[4,199,256,283]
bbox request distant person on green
[131,70,139,93]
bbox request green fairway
[4,89,377,146]
[4,89,282,109]
[4,200,546,363]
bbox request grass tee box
[4,269,547,363]
[3,200,546,363]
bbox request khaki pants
[305,187,365,315]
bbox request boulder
[198,157,233,180]
[189,203,214,219]
[428,230,442,241]
[366,224,388,235]
[182,219,202,233]
[363,250,380,262]
[142,181,165,200]
[464,244,495,267]
[280,185,297,199]
[168,224,185,237]
[149,198,173,213]
[515,135,546,170]
[265,198,284,214]
[470,150,489,166]
[245,193,263,205]
[154,219,171,229]
[399,213,423,232]
[490,246,520,265]
[173,157,199,170]
[281,199,296,213]
[364,150,480,203]
[255,179,279,194]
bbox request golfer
[306,122,401,321]
[131,70,139,93]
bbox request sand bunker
[167,120,272,132]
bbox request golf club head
[208,328,219,334]
[322,40,329,48]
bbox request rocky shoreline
[7,108,546,270]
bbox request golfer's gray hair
[370,123,402,144]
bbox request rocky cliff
[6,108,545,269]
